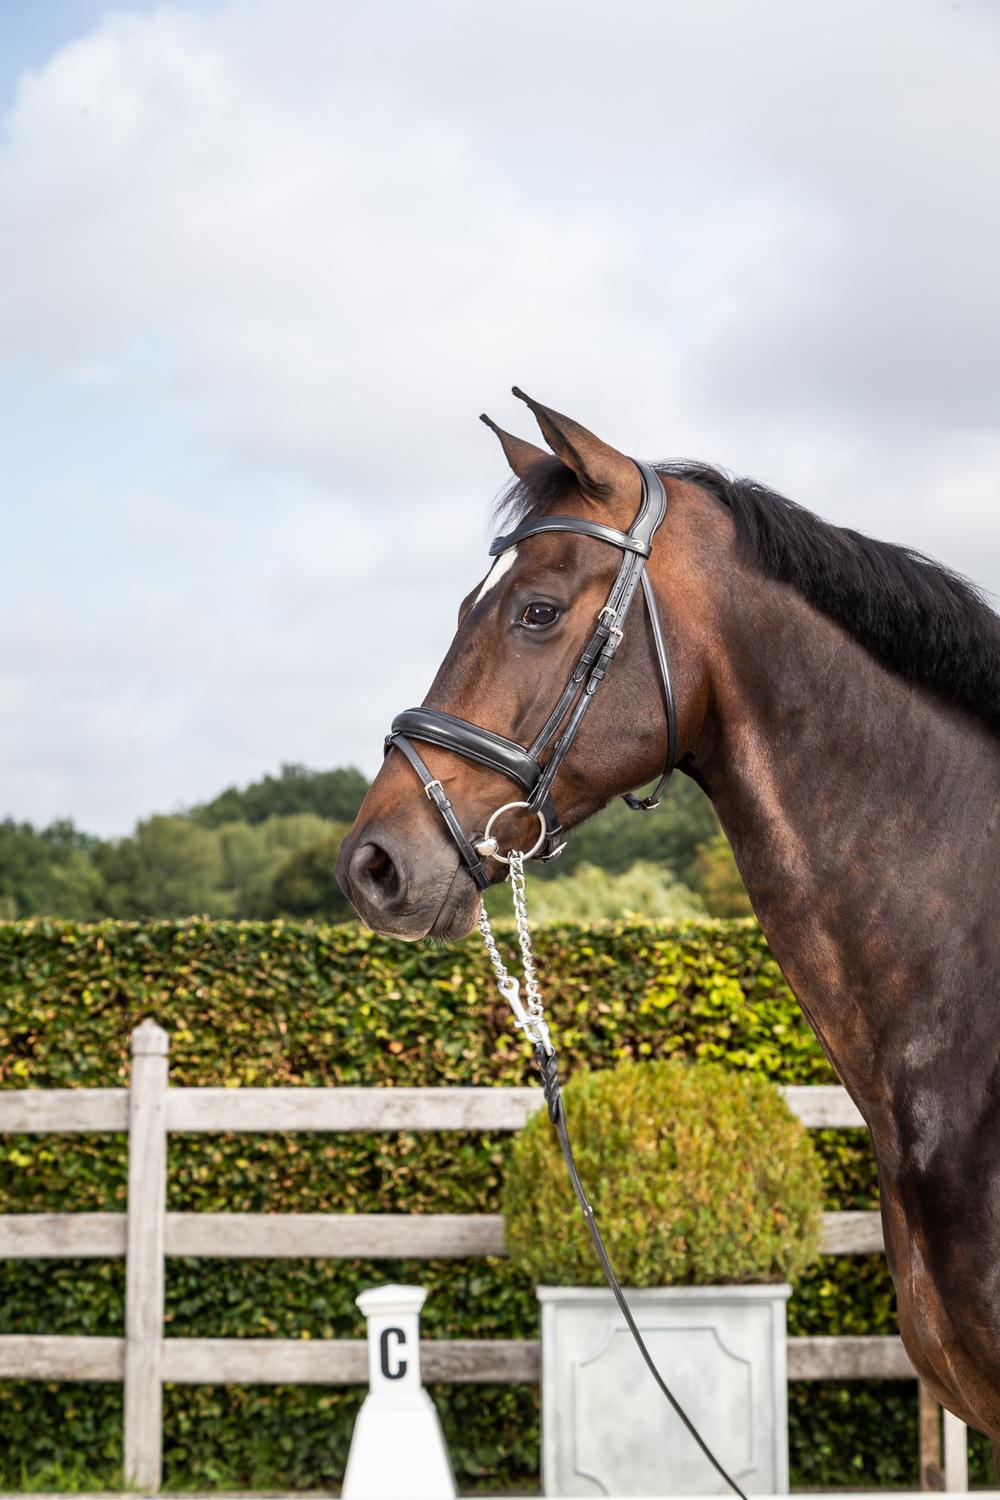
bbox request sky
[2,0,999,836]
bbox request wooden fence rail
[0,1021,969,1493]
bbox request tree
[0,818,98,918]
[49,850,105,920]
[191,764,369,828]
[96,816,227,918]
[689,829,754,918]
[216,813,334,918]
[533,774,720,886]
[270,826,352,920]
[484,860,705,924]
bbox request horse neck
[695,570,1000,1123]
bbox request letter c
[379,1326,407,1380]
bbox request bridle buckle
[598,604,624,642]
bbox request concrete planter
[537,1283,791,1497]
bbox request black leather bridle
[386,459,677,886]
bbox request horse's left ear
[512,387,641,506]
[479,413,549,480]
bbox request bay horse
[336,390,1000,1457]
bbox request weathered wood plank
[0,1335,124,1380]
[788,1334,914,1380]
[123,1020,169,1491]
[421,1339,540,1384]
[164,1212,507,1259]
[167,1083,867,1133]
[0,1089,127,1134]
[820,1210,883,1254]
[0,1082,867,1136]
[165,1086,544,1133]
[781,1085,866,1128]
[0,1333,925,1387]
[919,1381,943,1491]
[0,1213,126,1258]
[161,1337,367,1384]
[0,1208,880,1261]
[160,1338,540,1385]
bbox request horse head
[337,391,723,939]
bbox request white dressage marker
[341,1284,455,1500]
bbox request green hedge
[0,918,992,1490]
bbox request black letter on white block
[380,1326,407,1380]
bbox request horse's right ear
[512,388,640,507]
[480,414,548,480]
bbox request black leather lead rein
[534,1042,749,1500]
[386,459,678,886]
[389,461,748,1498]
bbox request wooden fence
[0,1019,970,1493]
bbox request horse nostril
[350,840,401,904]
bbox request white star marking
[474,546,518,605]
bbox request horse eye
[521,601,560,628]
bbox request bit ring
[476,801,548,863]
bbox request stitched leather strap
[390,707,538,791]
[490,516,651,558]
[624,568,677,810]
[386,733,491,889]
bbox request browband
[490,516,651,558]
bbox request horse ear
[479,414,549,480]
[512,387,640,505]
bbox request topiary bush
[503,1058,824,1287]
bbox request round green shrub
[503,1059,824,1287]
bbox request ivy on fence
[0,918,992,1490]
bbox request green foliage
[190,763,369,829]
[269,825,352,919]
[95,816,227,918]
[691,829,755,918]
[216,813,336,918]
[531,775,719,884]
[0,765,368,922]
[1,917,986,1489]
[1,764,750,928]
[504,1059,822,1287]
[0,916,839,1094]
[484,860,704,923]
[0,820,98,920]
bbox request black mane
[497,456,1000,734]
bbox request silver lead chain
[478,850,553,1055]
[475,844,748,1500]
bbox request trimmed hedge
[505,1060,823,1286]
[0,918,993,1490]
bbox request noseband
[386,459,677,887]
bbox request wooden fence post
[943,1408,969,1492]
[123,1020,169,1491]
[918,1383,943,1490]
